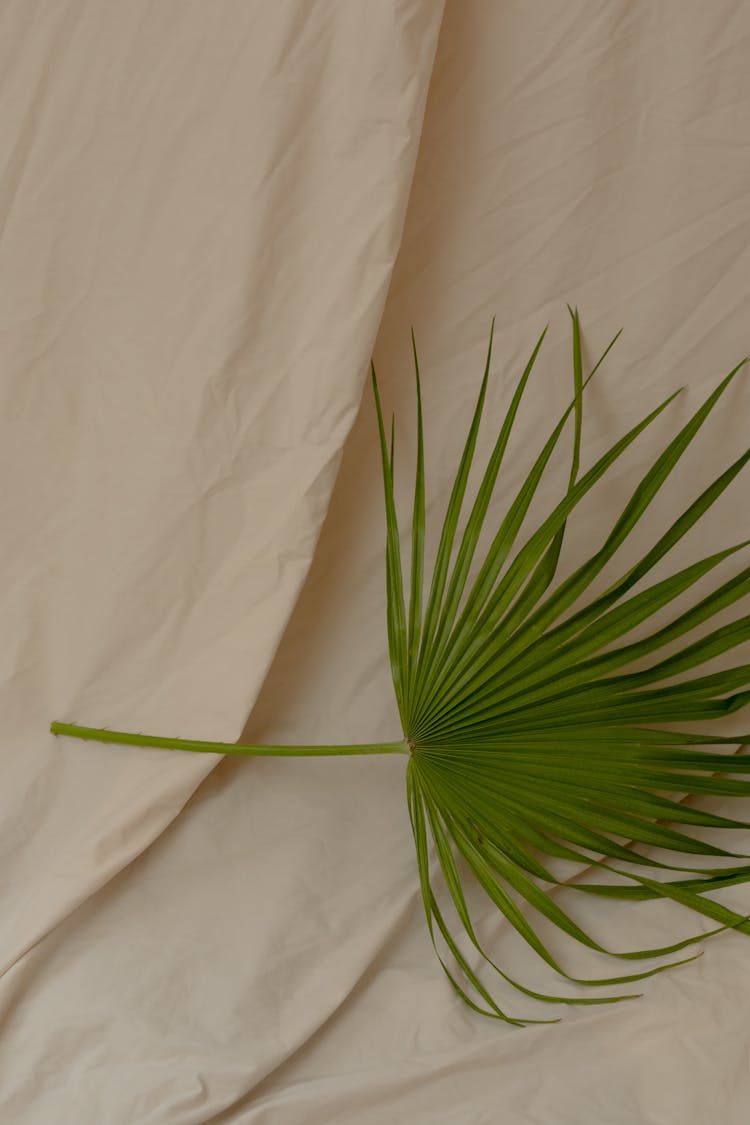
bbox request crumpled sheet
[2,2,750,1122]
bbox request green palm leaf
[373,312,750,1023]
[52,311,750,1024]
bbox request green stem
[49,721,408,757]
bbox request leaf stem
[49,721,409,757]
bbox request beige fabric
[0,0,444,1110]
[3,1,750,1121]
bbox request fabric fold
[0,0,446,978]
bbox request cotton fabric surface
[2,2,750,1122]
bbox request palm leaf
[378,314,750,1024]
[51,312,750,1025]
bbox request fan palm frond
[52,310,750,1024]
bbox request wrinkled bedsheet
[2,2,750,1122]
